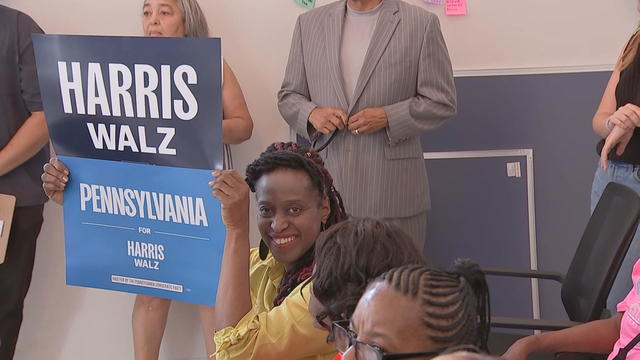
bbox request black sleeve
[16,12,44,113]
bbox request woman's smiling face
[255,168,329,270]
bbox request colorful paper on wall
[445,0,467,15]
[295,0,316,9]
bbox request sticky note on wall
[295,0,316,9]
[445,0,467,15]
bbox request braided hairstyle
[312,218,426,324]
[245,142,347,307]
[375,260,491,351]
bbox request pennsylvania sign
[34,35,225,305]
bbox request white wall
[0,0,636,359]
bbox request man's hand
[309,107,347,134]
[347,107,388,135]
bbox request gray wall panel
[422,71,610,320]
[425,155,532,319]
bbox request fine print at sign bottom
[111,275,183,293]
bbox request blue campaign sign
[33,35,222,170]
[61,156,223,305]
[33,35,225,305]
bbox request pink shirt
[608,259,640,360]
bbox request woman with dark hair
[210,142,348,359]
[333,261,491,360]
[308,217,426,331]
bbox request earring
[321,221,327,231]
[259,239,269,260]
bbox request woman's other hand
[41,157,69,205]
[600,125,635,169]
[210,170,249,232]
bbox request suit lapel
[324,1,349,111]
[348,0,400,113]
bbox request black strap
[614,331,640,360]
[311,130,338,152]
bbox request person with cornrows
[334,261,491,360]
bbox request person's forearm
[214,227,252,330]
[593,111,614,139]
[526,316,621,355]
[0,111,48,176]
[222,116,253,145]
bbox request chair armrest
[482,267,564,283]
[491,316,582,331]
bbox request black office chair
[484,182,640,356]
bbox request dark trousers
[0,205,44,360]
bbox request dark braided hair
[311,218,426,324]
[245,142,347,307]
[375,260,491,351]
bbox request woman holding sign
[44,142,343,359]
[41,0,253,358]
[138,0,253,356]
[136,0,252,358]
[210,142,348,359]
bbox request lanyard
[614,332,640,360]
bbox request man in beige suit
[278,0,456,250]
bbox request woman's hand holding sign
[209,170,252,330]
[41,158,69,205]
[210,170,250,233]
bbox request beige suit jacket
[278,0,456,218]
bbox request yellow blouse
[213,248,337,360]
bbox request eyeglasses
[330,320,457,360]
[315,312,331,331]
